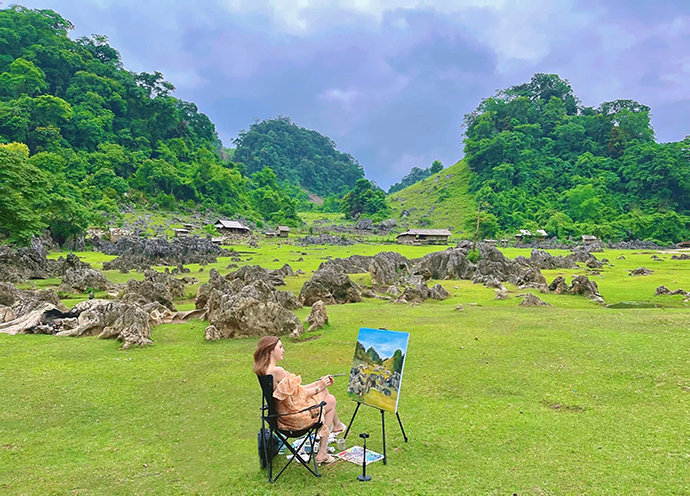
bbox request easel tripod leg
[344,402,361,440]
[381,409,387,465]
[396,412,408,442]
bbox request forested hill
[387,160,443,194]
[460,74,690,242]
[233,117,365,197]
[0,6,305,244]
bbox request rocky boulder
[100,236,230,271]
[548,276,568,294]
[318,255,373,274]
[356,218,374,230]
[55,300,153,349]
[299,267,361,306]
[396,282,449,304]
[515,249,578,270]
[369,252,413,286]
[654,285,689,297]
[0,245,54,282]
[411,249,475,281]
[305,300,328,332]
[227,265,286,287]
[671,254,690,260]
[586,258,603,269]
[121,269,186,310]
[517,294,552,307]
[195,268,232,309]
[205,292,304,340]
[568,275,605,304]
[629,267,654,276]
[58,269,112,294]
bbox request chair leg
[273,430,320,482]
[309,433,321,478]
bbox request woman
[254,336,346,465]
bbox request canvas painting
[347,328,409,413]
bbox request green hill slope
[388,159,476,234]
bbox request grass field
[1,243,689,494]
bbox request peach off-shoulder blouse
[273,373,328,436]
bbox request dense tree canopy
[233,116,365,197]
[0,6,302,244]
[463,73,690,243]
[388,160,443,194]
[341,178,389,220]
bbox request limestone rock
[412,248,475,281]
[318,255,373,274]
[629,267,654,276]
[58,269,112,294]
[517,293,552,307]
[568,275,606,304]
[205,325,222,341]
[206,292,304,339]
[586,258,603,269]
[195,268,231,309]
[299,267,361,306]
[227,265,286,287]
[494,289,509,300]
[369,252,413,286]
[305,300,328,332]
[548,276,568,294]
[121,269,186,310]
[387,285,402,296]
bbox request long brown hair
[253,336,280,376]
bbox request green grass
[1,244,690,494]
[388,159,476,233]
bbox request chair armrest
[268,401,327,419]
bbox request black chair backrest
[257,375,279,430]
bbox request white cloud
[318,88,361,108]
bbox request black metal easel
[343,402,408,465]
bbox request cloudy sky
[19,0,690,188]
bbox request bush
[467,249,480,263]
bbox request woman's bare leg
[316,393,337,461]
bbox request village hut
[277,226,291,238]
[396,229,451,245]
[109,227,132,242]
[214,219,250,236]
[582,235,598,247]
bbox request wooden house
[582,235,598,247]
[109,227,132,242]
[677,240,690,248]
[173,228,190,238]
[277,226,290,238]
[214,219,250,236]
[515,229,532,243]
[397,229,451,245]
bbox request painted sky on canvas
[20,0,690,188]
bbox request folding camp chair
[258,374,327,483]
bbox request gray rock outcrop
[100,236,230,271]
[299,267,361,306]
[58,269,112,294]
[318,255,373,274]
[370,252,414,286]
[629,267,654,276]
[518,294,552,307]
[205,292,304,340]
[121,269,186,310]
[305,300,328,332]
